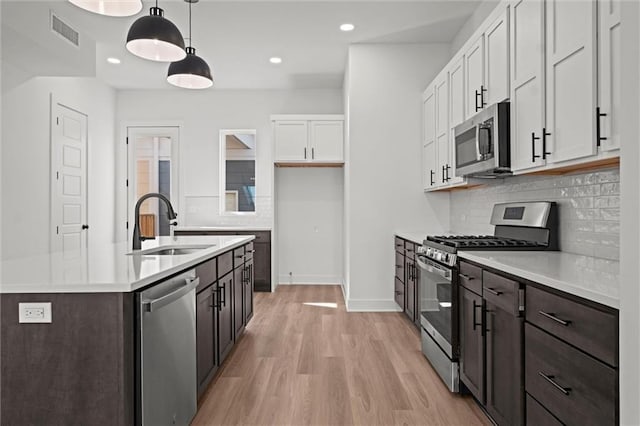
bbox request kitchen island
[0,235,254,425]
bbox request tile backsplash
[449,167,620,260]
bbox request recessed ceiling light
[269,57,282,64]
[107,57,121,64]
[340,23,355,32]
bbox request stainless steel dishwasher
[137,270,199,426]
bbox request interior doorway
[127,126,180,241]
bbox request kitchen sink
[128,244,215,256]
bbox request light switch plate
[18,302,52,323]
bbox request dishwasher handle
[143,277,199,312]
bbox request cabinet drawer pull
[538,372,571,396]
[538,310,571,326]
[596,107,608,147]
[246,249,256,254]
[485,287,502,296]
[459,273,475,281]
[532,132,541,163]
[430,170,435,186]
[472,300,483,331]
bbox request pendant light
[167,0,213,89]
[126,0,186,62]
[68,0,142,17]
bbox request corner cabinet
[272,115,344,165]
[393,236,419,327]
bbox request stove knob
[442,253,449,263]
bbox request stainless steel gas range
[416,201,558,392]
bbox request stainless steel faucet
[132,193,178,250]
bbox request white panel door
[309,120,343,162]
[598,0,621,152]
[435,73,450,185]
[465,35,485,118]
[51,103,88,256]
[510,0,546,172]
[423,141,437,190]
[450,55,465,127]
[273,121,308,161]
[485,7,510,105]
[545,0,597,163]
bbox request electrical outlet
[19,302,52,323]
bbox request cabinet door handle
[304,147,307,159]
[538,372,571,395]
[531,132,541,163]
[475,89,481,112]
[246,249,256,254]
[480,85,487,108]
[472,300,483,331]
[312,147,315,159]
[484,287,502,296]
[596,107,608,147]
[446,164,451,181]
[219,282,226,308]
[442,165,446,182]
[538,310,571,326]
[542,128,551,160]
[430,170,435,186]
[459,273,475,281]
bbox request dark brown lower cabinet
[459,286,484,403]
[233,265,245,339]
[244,258,254,323]
[485,299,523,426]
[196,285,218,397]
[526,394,563,426]
[394,277,404,309]
[218,271,234,363]
[405,256,416,322]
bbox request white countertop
[0,235,253,294]
[395,231,431,245]
[458,251,619,309]
[175,226,272,232]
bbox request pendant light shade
[68,0,142,17]
[166,0,213,89]
[126,6,186,62]
[167,47,213,89]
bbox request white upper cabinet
[449,55,466,128]
[464,36,485,118]
[510,0,546,172]
[274,121,308,162]
[484,8,510,105]
[435,71,450,185]
[545,0,597,163]
[598,0,621,152]
[309,121,344,161]
[423,141,437,190]
[272,115,344,164]
[423,86,437,190]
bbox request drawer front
[404,242,416,259]
[218,251,233,278]
[233,247,246,268]
[525,324,617,426]
[394,237,405,253]
[483,271,521,316]
[244,242,255,261]
[394,277,404,309]
[526,394,563,426]
[526,285,618,366]
[459,261,483,294]
[195,258,217,291]
[395,251,405,282]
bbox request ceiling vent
[51,12,80,47]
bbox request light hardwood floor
[192,285,491,426]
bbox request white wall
[115,89,343,241]
[344,44,451,311]
[1,76,116,260]
[619,1,640,423]
[275,168,343,285]
[449,0,500,55]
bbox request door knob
[81,224,89,230]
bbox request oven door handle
[416,255,451,280]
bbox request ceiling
[1,0,480,90]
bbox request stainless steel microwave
[453,102,511,177]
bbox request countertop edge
[458,251,619,309]
[395,231,428,245]
[175,226,272,232]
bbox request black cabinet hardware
[312,147,315,159]
[480,85,487,109]
[304,147,307,159]
[485,287,502,296]
[445,164,452,181]
[81,224,89,230]
[442,165,446,182]
[538,310,571,326]
[475,89,481,112]
[596,107,608,147]
[430,170,435,186]
[542,128,551,160]
[460,273,475,281]
[472,300,483,331]
[219,283,226,308]
[538,372,571,395]
[532,132,541,163]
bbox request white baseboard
[346,298,403,312]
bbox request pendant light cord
[188,0,192,48]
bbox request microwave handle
[475,125,482,161]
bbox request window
[220,130,256,214]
